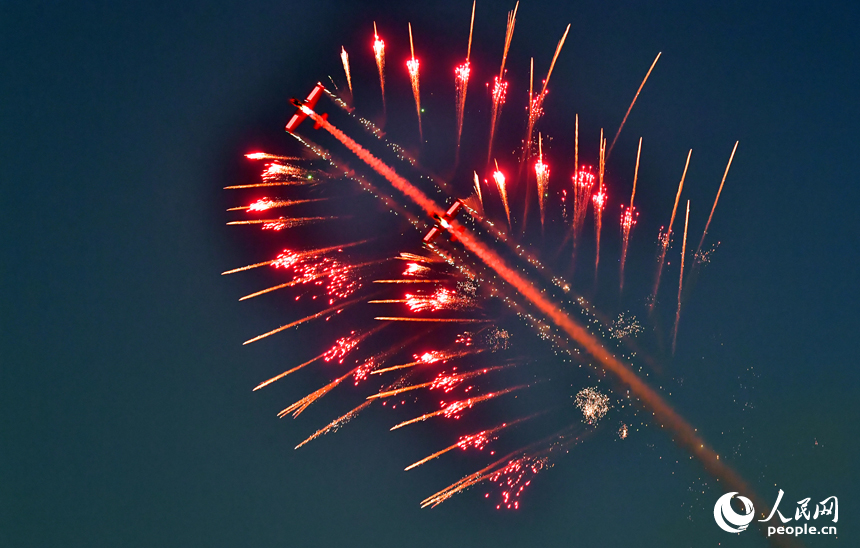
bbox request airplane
[285,83,328,133]
[422,200,465,244]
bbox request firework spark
[574,386,610,424]
[454,0,476,158]
[405,413,537,471]
[340,46,353,96]
[693,141,738,266]
[534,134,550,231]
[672,200,690,355]
[225,216,334,230]
[619,137,642,293]
[487,1,518,165]
[607,52,661,160]
[493,160,511,229]
[572,165,596,250]
[522,24,570,165]
[650,149,692,309]
[373,22,386,113]
[593,131,607,282]
[295,400,371,449]
[244,152,302,161]
[221,241,369,276]
[390,385,528,431]
[227,197,327,212]
[406,23,423,142]
[368,364,513,401]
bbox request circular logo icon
[714,492,755,533]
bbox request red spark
[323,331,360,364]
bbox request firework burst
[223,7,752,520]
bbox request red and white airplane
[423,200,465,244]
[285,83,328,133]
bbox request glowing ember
[457,431,492,451]
[271,249,361,304]
[575,387,610,424]
[372,22,386,111]
[429,372,467,393]
[353,358,376,385]
[262,163,305,181]
[489,456,548,510]
[572,166,596,243]
[418,351,445,364]
[403,262,429,277]
[534,135,550,229]
[492,163,511,228]
[407,23,422,141]
[404,287,470,312]
[340,46,352,95]
[322,331,361,364]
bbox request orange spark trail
[278,366,358,419]
[574,114,579,185]
[373,22,386,114]
[607,52,661,160]
[472,172,484,213]
[373,317,491,323]
[406,23,423,141]
[650,150,692,309]
[373,279,446,284]
[405,413,539,471]
[254,350,328,391]
[223,181,316,189]
[227,197,327,212]
[368,364,512,400]
[244,152,302,161]
[619,137,642,293]
[454,1,477,157]
[295,400,371,449]
[672,200,690,355]
[340,46,352,96]
[487,2,518,164]
[242,294,364,345]
[225,216,335,229]
[593,131,607,283]
[237,258,382,301]
[694,141,738,262]
[390,385,528,431]
[254,323,388,391]
[493,161,511,229]
[371,348,486,376]
[299,108,755,506]
[420,426,582,508]
[221,241,370,275]
[534,134,550,231]
[522,24,570,162]
[521,24,569,231]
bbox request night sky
[2,1,858,547]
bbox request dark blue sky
[1,1,857,547]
